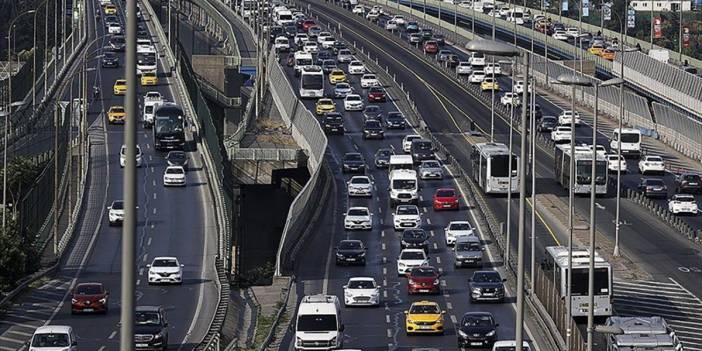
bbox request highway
[286,1,702,347]
[0,0,218,349]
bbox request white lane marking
[152,180,156,186]
[147,237,152,246]
[446,301,452,309]
[382,243,386,250]
[153,208,157,215]
[426,218,432,225]
[386,315,391,323]
[136,279,141,286]
[436,256,441,264]
[433,242,438,250]
[430,230,435,237]
[386,329,392,338]
[450,314,458,324]
[383,267,387,275]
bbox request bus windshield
[301,74,323,90]
[393,179,416,190]
[576,160,608,185]
[490,154,518,177]
[570,267,609,296]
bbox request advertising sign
[654,17,663,38]
[683,26,691,48]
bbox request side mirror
[180,264,184,267]
[503,279,507,282]
[164,322,169,327]
[343,285,348,289]
[404,310,409,314]
[468,278,473,282]
[72,341,78,346]
[146,264,151,268]
[496,323,500,327]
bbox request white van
[30,326,78,350]
[143,97,163,128]
[294,51,313,76]
[295,295,344,350]
[389,154,414,172]
[610,128,641,158]
[389,169,419,206]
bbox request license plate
[346,258,356,261]
[330,128,338,131]
[136,344,148,348]
[419,289,430,293]
[471,342,483,346]
[484,293,494,296]
[443,204,452,207]
[420,326,433,330]
[83,308,94,312]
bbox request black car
[322,113,344,135]
[638,178,668,198]
[268,25,283,40]
[457,312,499,348]
[166,151,188,167]
[432,34,445,46]
[134,306,169,350]
[104,15,120,27]
[537,116,557,132]
[675,173,702,194]
[400,228,429,252]
[386,111,406,129]
[316,51,334,64]
[284,25,298,38]
[101,52,119,68]
[410,139,434,163]
[362,119,384,139]
[109,35,126,51]
[374,148,394,168]
[331,40,347,54]
[468,271,506,302]
[362,105,383,121]
[321,59,337,73]
[335,239,367,265]
[420,28,433,41]
[524,102,543,119]
[342,152,366,173]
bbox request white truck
[295,295,344,350]
[275,8,294,26]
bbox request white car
[136,39,154,54]
[551,126,572,142]
[391,15,406,25]
[469,52,486,66]
[552,30,569,41]
[668,194,698,215]
[385,20,398,30]
[418,160,444,179]
[30,326,78,351]
[393,205,421,231]
[459,0,473,7]
[348,60,366,74]
[107,23,122,35]
[639,155,666,174]
[606,154,627,172]
[144,91,163,101]
[498,5,511,16]
[119,145,143,168]
[343,277,380,307]
[444,221,475,245]
[302,41,319,53]
[558,110,581,126]
[513,80,531,94]
[163,165,186,187]
[456,61,472,75]
[360,74,379,88]
[469,70,486,83]
[274,36,290,51]
[317,31,333,43]
[565,27,580,37]
[344,94,364,111]
[352,5,365,14]
[500,92,521,107]
[402,134,422,153]
[396,249,429,276]
[585,144,608,157]
[147,257,183,284]
[320,37,336,49]
[484,62,502,76]
[107,200,124,226]
[294,33,309,45]
[347,176,373,197]
[344,207,373,230]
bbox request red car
[367,86,387,102]
[407,266,441,294]
[71,282,108,314]
[302,20,316,32]
[423,40,439,54]
[433,187,459,210]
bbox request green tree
[0,218,38,291]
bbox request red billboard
[654,17,663,39]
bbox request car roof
[348,277,375,282]
[152,256,178,261]
[34,325,73,334]
[136,305,161,312]
[411,300,439,306]
[456,235,480,243]
[348,206,369,211]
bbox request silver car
[418,160,443,180]
[334,83,353,98]
[454,235,484,268]
[337,49,354,63]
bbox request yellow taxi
[328,69,347,84]
[588,43,605,56]
[315,98,336,116]
[107,105,126,124]
[140,72,158,86]
[404,301,445,335]
[600,49,616,61]
[113,79,127,95]
[480,77,500,92]
[103,4,117,15]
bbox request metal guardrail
[652,102,702,162]
[228,147,301,161]
[196,73,243,107]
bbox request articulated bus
[470,142,519,194]
[543,246,613,317]
[299,65,324,99]
[554,144,608,195]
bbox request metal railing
[652,102,702,162]
[228,147,301,161]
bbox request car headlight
[472,287,482,293]
[433,279,440,285]
[296,337,303,346]
[99,298,107,304]
[458,329,468,338]
[153,332,164,340]
[71,298,77,303]
[486,330,496,337]
[398,262,406,267]
[336,252,344,257]
[345,291,353,297]
[330,337,337,345]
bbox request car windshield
[457,242,481,251]
[339,241,362,250]
[409,304,440,314]
[400,251,425,260]
[369,87,383,93]
[647,156,663,162]
[674,195,695,202]
[166,168,184,174]
[112,107,125,113]
[365,106,381,113]
[388,112,403,120]
[645,179,665,186]
[324,116,342,123]
[336,83,350,89]
[167,152,186,161]
[392,179,416,190]
[683,174,700,182]
[377,149,393,157]
[436,189,455,197]
[473,272,502,283]
[365,120,381,128]
[414,141,432,151]
[153,259,178,267]
[31,333,70,347]
[135,311,161,326]
[450,223,472,231]
[411,267,437,277]
[297,315,337,332]
[344,154,362,161]
[111,201,124,210]
[75,285,103,295]
[462,314,494,327]
[397,206,418,215]
[351,177,370,184]
[542,117,557,123]
[403,230,426,240]
[346,95,361,101]
[348,209,368,216]
[348,280,375,289]
[423,161,440,168]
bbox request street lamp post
[34,0,51,111]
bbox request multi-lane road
[0,0,218,349]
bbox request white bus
[610,128,641,158]
[137,51,157,75]
[554,144,608,195]
[469,142,519,194]
[544,246,613,317]
[299,65,324,99]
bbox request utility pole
[120,0,138,349]
[505,60,516,263]
[515,50,530,351]
[53,105,59,256]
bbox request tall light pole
[4,9,37,233]
[34,0,51,110]
[466,39,526,350]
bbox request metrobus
[299,65,324,99]
[469,142,519,194]
[554,144,608,195]
[153,103,185,151]
[543,246,613,317]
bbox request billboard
[653,17,663,39]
